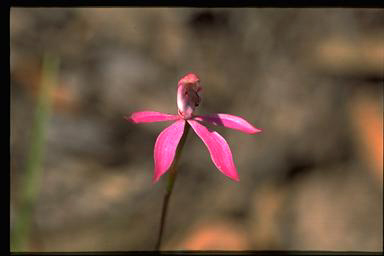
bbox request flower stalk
[155,123,190,251]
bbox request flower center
[177,81,202,120]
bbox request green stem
[155,122,190,251]
[11,54,59,251]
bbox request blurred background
[10,8,383,252]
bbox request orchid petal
[153,120,186,183]
[188,120,239,181]
[193,114,262,134]
[126,111,179,123]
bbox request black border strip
[9,0,384,8]
[10,251,384,255]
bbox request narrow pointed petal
[188,120,240,181]
[153,120,186,183]
[126,111,179,123]
[193,114,262,134]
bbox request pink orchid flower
[126,73,262,183]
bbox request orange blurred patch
[177,220,250,250]
[349,92,383,184]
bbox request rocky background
[11,8,383,251]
